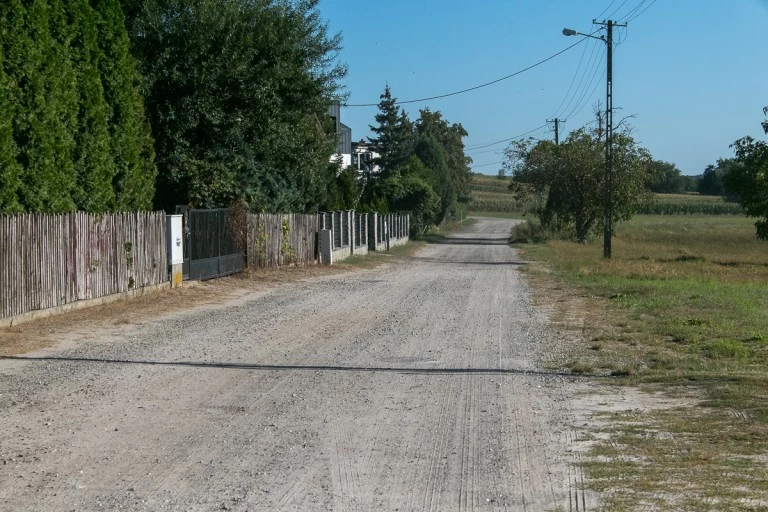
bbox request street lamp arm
[562,28,605,43]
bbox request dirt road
[0,217,595,511]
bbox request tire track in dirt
[0,217,599,511]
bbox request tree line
[357,85,472,234]
[1,0,352,216]
[1,0,471,236]
[2,1,763,240]
[503,105,768,243]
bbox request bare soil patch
[0,263,354,357]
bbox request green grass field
[521,215,768,510]
[468,174,744,217]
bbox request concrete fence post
[319,229,333,264]
[385,214,390,251]
[347,210,353,249]
[368,212,377,251]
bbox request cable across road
[343,36,592,107]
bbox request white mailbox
[166,214,184,265]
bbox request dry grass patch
[521,214,768,510]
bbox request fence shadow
[2,355,592,379]
[423,236,511,246]
[413,256,526,266]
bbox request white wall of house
[330,153,352,168]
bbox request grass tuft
[521,214,768,508]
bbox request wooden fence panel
[246,213,318,269]
[0,212,167,321]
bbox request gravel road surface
[0,217,595,511]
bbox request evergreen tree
[414,134,455,223]
[368,84,399,174]
[0,12,22,213]
[9,0,79,212]
[95,0,156,210]
[0,0,156,214]
[368,85,414,175]
[69,0,115,212]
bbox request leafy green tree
[647,160,686,194]
[414,134,454,223]
[725,107,768,239]
[322,162,361,211]
[415,108,472,201]
[506,126,652,243]
[122,0,346,212]
[699,164,726,196]
[373,156,440,235]
[698,158,742,201]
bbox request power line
[605,0,632,20]
[558,40,604,119]
[470,161,504,169]
[553,38,602,118]
[465,147,505,155]
[595,0,619,20]
[343,37,591,107]
[619,0,648,22]
[465,125,549,151]
[626,0,657,21]
[550,36,592,118]
[563,56,606,120]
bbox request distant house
[328,102,351,168]
[351,140,381,179]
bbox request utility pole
[593,19,626,259]
[547,118,565,145]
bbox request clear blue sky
[320,0,768,176]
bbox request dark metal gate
[176,207,244,281]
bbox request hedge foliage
[0,0,155,214]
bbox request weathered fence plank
[246,213,318,268]
[0,212,167,321]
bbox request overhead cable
[618,0,648,22]
[625,0,658,21]
[550,36,593,118]
[595,0,619,20]
[470,161,504,169]
[552,39,602,119]
[465,125,549,151]
[343,37,591,107]
[563,56,606,120]
[605,0,632,20]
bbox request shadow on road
[413,257,526,266]
[422,236,511,246]
[1,355,591,379]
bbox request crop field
[521,214,768,510]
[641,193,744,215]
[468,174,744,217]
[467,174,537,214]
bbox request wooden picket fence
[246,213,318,268]
[0,211,167,320]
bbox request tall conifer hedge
[0,0,155,213]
